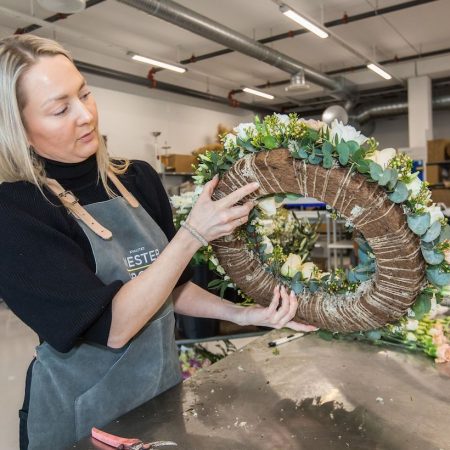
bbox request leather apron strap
[45,168,140,240]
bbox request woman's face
[21,54,99,163]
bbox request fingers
[202,175,219,198]
[219,182,259,208]
[267,285,281,316]
[285,320,319,332]
[226,201,254,222]
[273,286,291,321]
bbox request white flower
[366,147,397,169]
[406,332,417,342]
[405,174,422,198]
[424,204,444,225]
[257,197,278,216]
[299,118,325,132]
[300,262,317,280]
[258,218,275,236]
[329,120,367,145]
[280,253,303,278]
[405,319,419,331]
[223,133,237,150]
[274,113,290,126]
[233,122,256,141]
[261,235,274,255]
[170,191,196,212]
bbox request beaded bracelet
[181,222,208,247]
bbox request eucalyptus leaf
[358,249,373,264]
[369,162,383,181]
[274,194,285,203]
[412,291,432,320]
[308,154,322,165]
[439,224,450,242]
[322,141,334,155]
[407,213,431,235]
[286,193,302,200]
[388,181,408,203]
[356,159,370,174]
[308,281,319,293]
[322,155,333,169]
[378,168,392,186]
[291,281,304,294]
[421,220,442,243]
[421,246,445,265]
[355,237,372,253]
[299,146,309,158]
[366,330,382,341]
[318,330,334,341]
[337,142,350,165]
[347,140,360,155]
[354,271,373,282]
[426,266,450,286]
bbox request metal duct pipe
[116,0,346,95]
[75,60,275,115]
[351,95,450,123]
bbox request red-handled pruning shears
[92,427,177,450]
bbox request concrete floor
[0,302,38,450]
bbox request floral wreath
[171,113,450,362]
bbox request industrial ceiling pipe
[116,0,348,97]
[351,95,450,124]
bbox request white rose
[258,218,275,236]
[299,118,325,132]
[223,133,237,150]
[300,262,317,280]
[405,174,422,198]
[274,113,290,126]
[261,235,274,255]
[329,120,367,145]
[425,204,444,225]
[257,197,278,216]
[233,122,256,141]
[366,147,396,169]
[406,319,419,331]
[210,255,219,267]
[280,253,303,278]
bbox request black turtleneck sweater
[0,156,191,353]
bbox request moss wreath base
[211,149,425,332]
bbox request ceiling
[0,0,449,115]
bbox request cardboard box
[161,154,197,173]
[430,188,450,206]
[427,139,450,163]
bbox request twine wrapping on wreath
[211,149,426,332]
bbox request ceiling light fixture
[37,0,86,14]
[367,63,392,80]
[279,4,328,39]
[243,87,275,100]
[129,53,186,73]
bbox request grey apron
[26,195,182,450]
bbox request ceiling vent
[285,70,310,92]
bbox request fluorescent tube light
[130,53,186,73]
[367,63,392,80]
[243,87,275,100]
[280,5,328,39]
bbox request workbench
[72,332,450,450]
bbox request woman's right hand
[187,175,259,243]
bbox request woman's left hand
[237,285,318,332]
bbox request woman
[0,34,315,450]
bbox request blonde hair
[0,34,128,196]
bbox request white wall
[85,73,253,168]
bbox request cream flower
[366,147,397,169]
[257,197,278,216]
[261,235,274,255]
[300,262,317,280]
[405,174,422,198]
[329,120,368,145]
[424,204,444,225]
[223,133,237,150]
[299,118,325,132]
[280,253,303,278]
[233,122,256,141]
